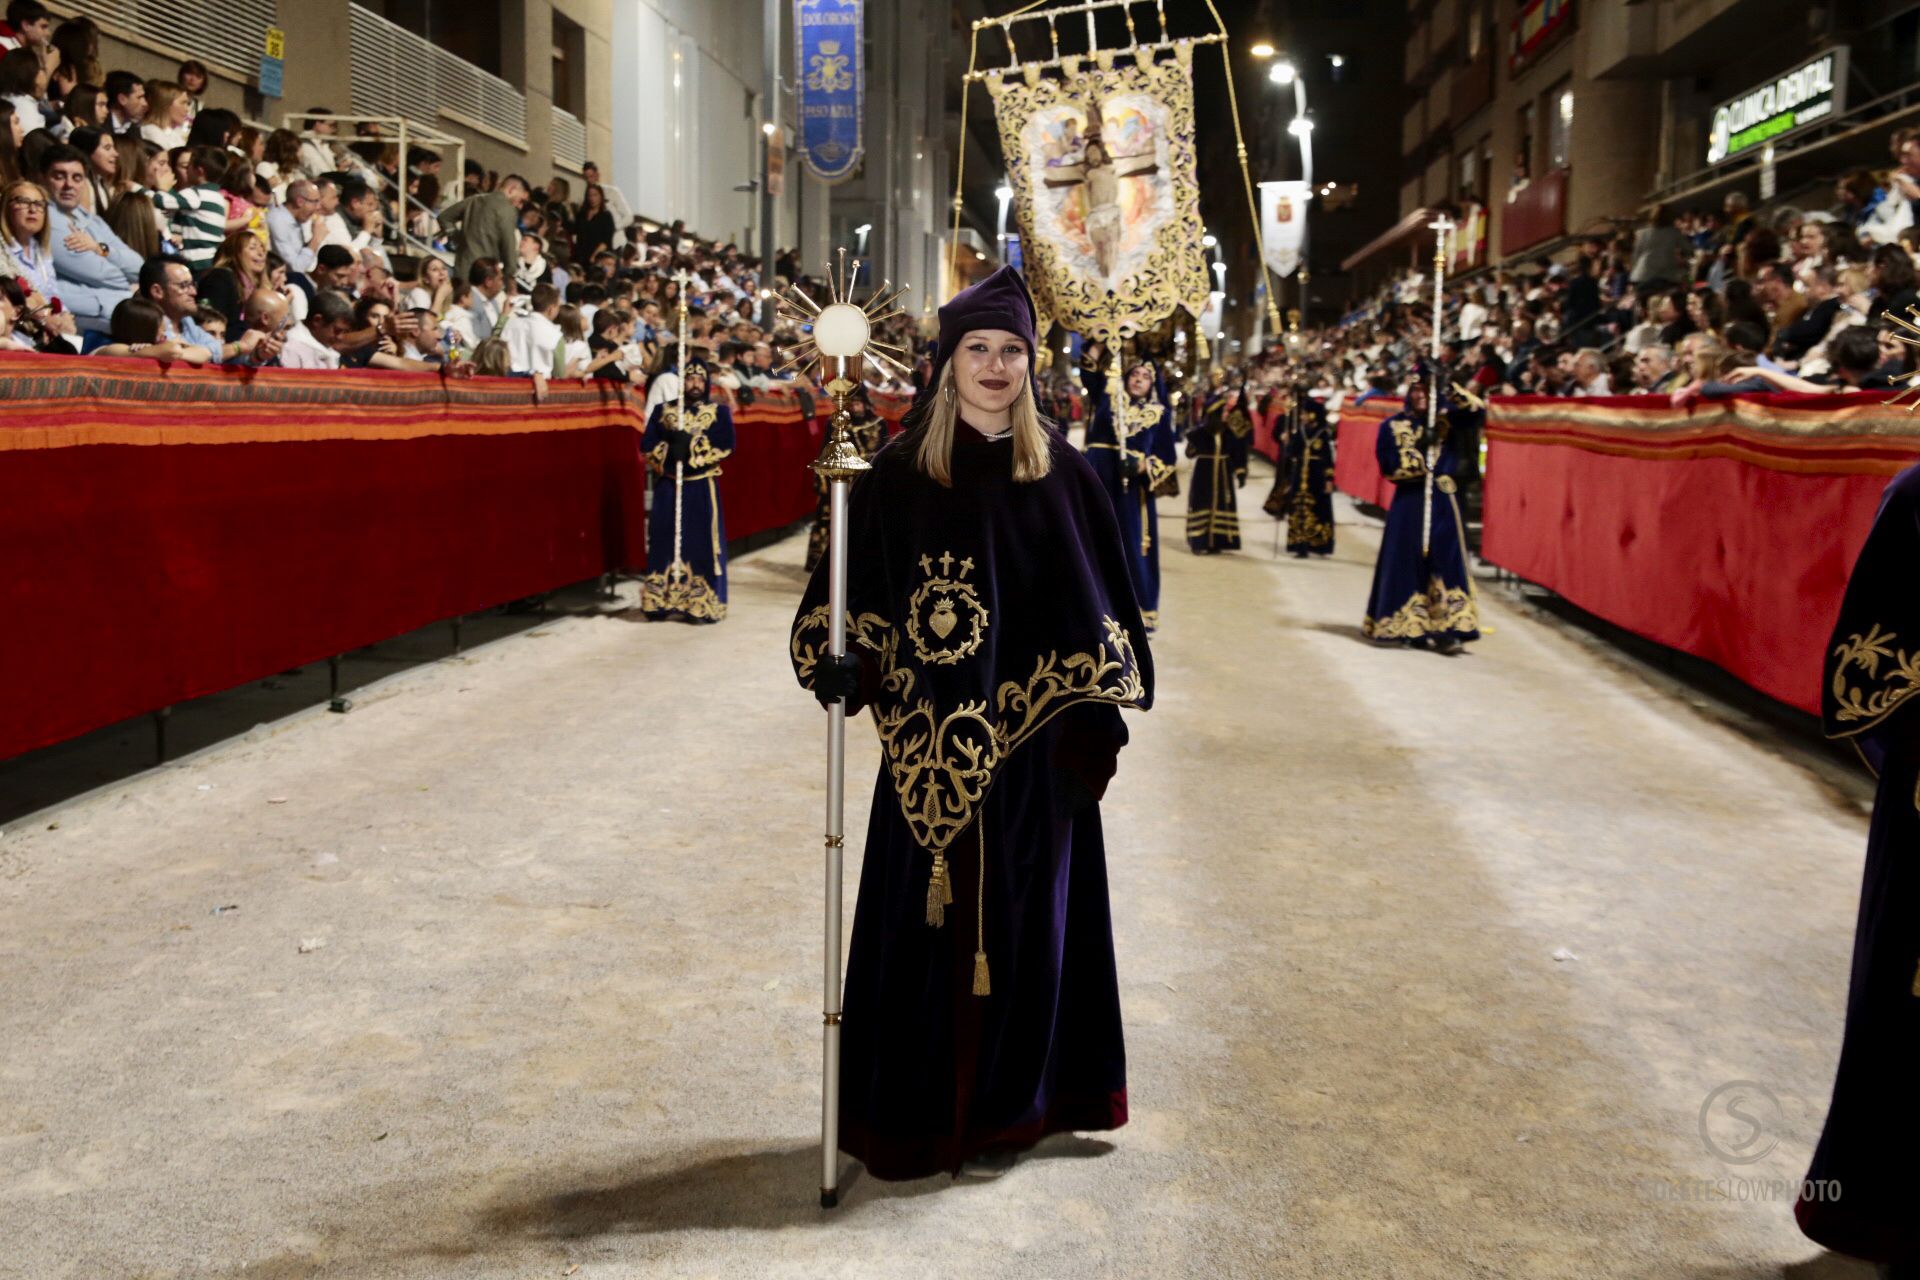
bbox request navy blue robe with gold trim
[1268,399,1336,557]
[1184,402,1249,553]
[789,424,1154,1181]
[1081,368,1177,628]
[1798,462,1920,1264]
[638,398,733,622]
[1360,408,1479,644]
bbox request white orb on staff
[772,249,911,1209]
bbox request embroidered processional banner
[1259,180,1310,278]
[795,0,863,182]
[985,45,1210,340]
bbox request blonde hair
[913,359,1053,486]
[1,180,51,253]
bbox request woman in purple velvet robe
[790,266,1154,1181]
[1798,461,1920,1270]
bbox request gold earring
[943,379,956,402]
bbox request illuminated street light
[1269,61,1296,85]
[1288,116,1315,137]
[1328,53,1345,68]
[1202,233,1217,248]
[1249,41,1276,58]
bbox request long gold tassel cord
[972,820,992,997]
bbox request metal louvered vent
[82,0,278,83]
[551,105,585,169]
[347,3,526,146]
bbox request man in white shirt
[1457,294,1488,342]
[281,289,352,369]
[1571,348,1613,397]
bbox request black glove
[811,652,864,708]
[665,431,692,465]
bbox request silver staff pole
[1421,216,1454,558]
[781,248,908,1210]
[671,269,691,589]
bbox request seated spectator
[197,228,268,333]
[1865,128,1920,246]
[184,107,238,152]
[1569,347,1612,396]
[310,242,359,296]
[296,110,338,184]
[1867,242,1919,321]
[470,335,510,376]
[513,229,548,293]
[2,175,58,301]
[140,81,189,150]
[260,128,304,195]
[103,187,159,258]
[281,286,349,369]
[102,69,143,137]
[1772,264,1843,363]
[61,83,104,132]
[175,59,207,120]
[442,277,475,351]
[265,178,322,283]
[0,1,52,53]
[67,126,116,209]
[0,46,47,133]
[1631,344,1678,394]
[40,142,140,331]
[467,256,505,341]
[402,254,450,315]
[136,254,262,363]
[49,17,98,88]
[1729,326,1894,393]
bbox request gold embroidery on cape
[1388,420,1427,481]
[791,607,1145,855]
[1122,400,1163,439]
[1830,624,1920,731]
[906,551,989,666]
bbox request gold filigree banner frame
[986,46,1210,342]
[948,0,1282,336]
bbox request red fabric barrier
[0,354,664,761]
[1483,393,1920,713]
[1334,396,1401,509]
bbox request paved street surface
[0,465,1881,1279]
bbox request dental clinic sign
[1707,48,1847,165]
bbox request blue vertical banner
[795,0,863,183]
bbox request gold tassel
[972,820,991,997]
[925,853,950,928]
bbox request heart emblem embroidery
[929,598,957,640]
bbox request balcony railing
[347,4,527,148]
[83,0,278,84]
[551,105,586,171]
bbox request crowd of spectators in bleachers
[0,0,920,405]
[1274,121,1920,407]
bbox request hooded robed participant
[1264,386,1336,558]
[1081,349,1177,629]
[790,266,1154,1182]
[1360,375,1480,651]
[638,357,734,622]
[1184,383,1250,554]
[1797,462,1920,1267]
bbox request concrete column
[276,0,354,130]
